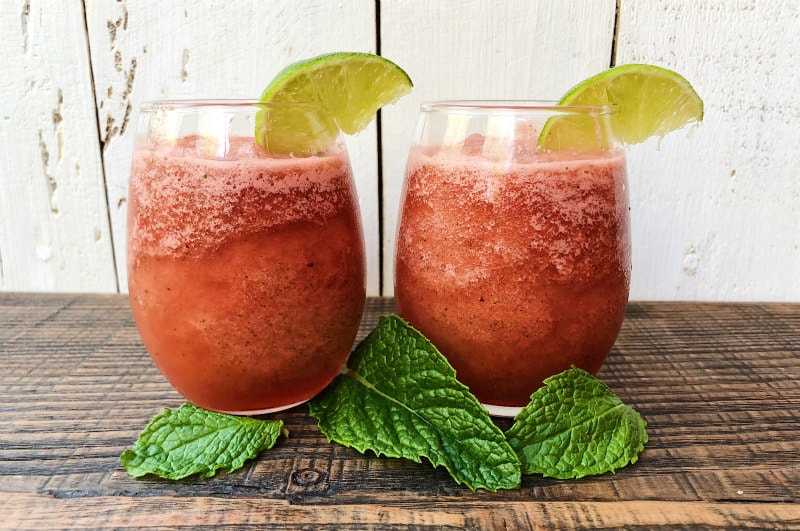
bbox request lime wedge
[256,52,413,155]
[538,63,703,151]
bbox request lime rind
[256,52,413,155]
[538,63,703,151]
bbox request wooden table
[1,293,798,530]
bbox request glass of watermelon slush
[126,101,366,414]
[394,101,631,417]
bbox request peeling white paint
[0,1,798,301]
[54,88,64,162]
[0,1,116,292]
[20,0,30,53]
[181,48,190,82]
[682,247,700,276]
[84,0,381,295]
[37,129,58,215]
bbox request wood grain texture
[0,1,117,292]
[83,0,382,295]
[1,294,798,529]
[616,0,800,301]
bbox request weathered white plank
[617,0,800,301]
[379,0,618,294]
[0,1,117,292]
[3,1,798,302]
[84,0,381,294]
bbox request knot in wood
[291,467,326,487]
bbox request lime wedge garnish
[255,52,413,155]
[538,63,703,151]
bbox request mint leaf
[120,403,285,480]
[505,367,648,479]
[308,314,521,492]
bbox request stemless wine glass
[127,101,366,414]
[394,101,631,416]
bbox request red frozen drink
[395,102,630,412]
[127,102,365,414]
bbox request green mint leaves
[308,318,646,488]
[506,367,648,479]
[308,314,521,492]
[121,318,647,487]
[120,403,285,480]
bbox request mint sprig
[308,314,521,492]
[505,367,648,479]
[122,322,647,486]
[120,403,285,480]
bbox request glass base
[482,403,523,418]
[214,399,306,416]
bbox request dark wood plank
[0,293,798,529]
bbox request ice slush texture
[394,143,630,406]
[127,136,366,413]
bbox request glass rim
[419,100,617,115]
[139,99,324,112]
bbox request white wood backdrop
[1,0,798,301]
